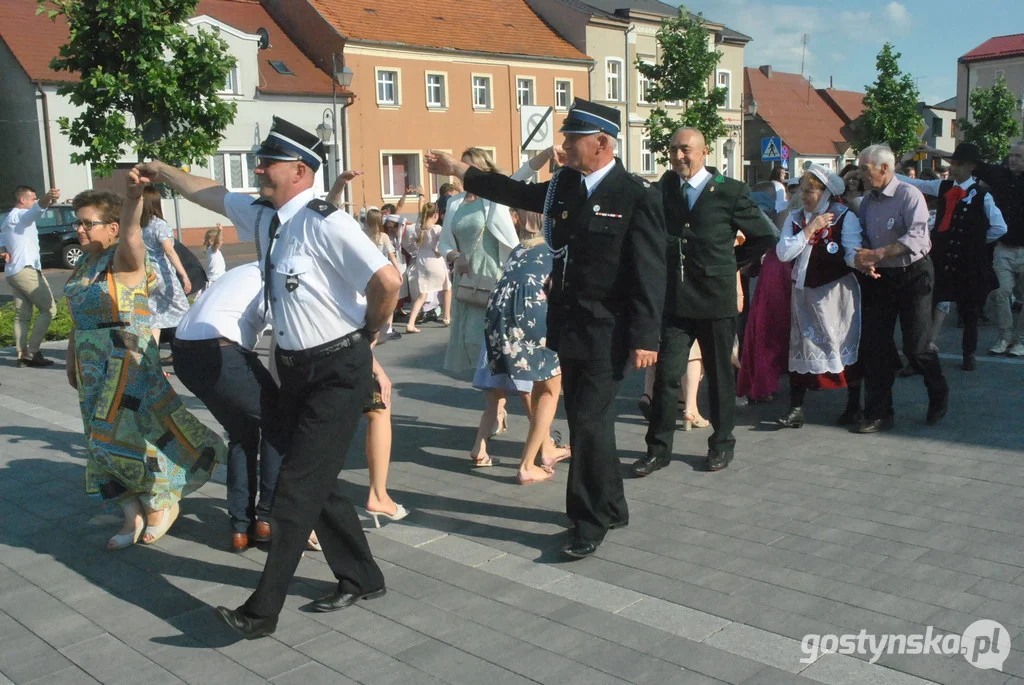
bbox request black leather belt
[173,337,235,348]
[876,257,927,275]
[276,329,366,367]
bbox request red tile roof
[309,0,590,62]
[0,0,335,96]
[745,67,855,156]
[961,33,1024,63]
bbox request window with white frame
[218,66,240,95]
[638,64,653,104]
[381,152,420,197]
[211,152,258,191]
[516,78,535,107]
[641,139,655,175]
[376,69,399,105]
[717,70,732,109]
[555,79,572,109]
[606,59,622,101]
[426,73,446,108]
[472,75,492,109]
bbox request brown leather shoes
[251,520,271,543]
[232,533,249,553]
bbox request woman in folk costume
[775,165,864,428]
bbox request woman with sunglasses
[64,174,225,551]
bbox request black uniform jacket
[463,160,666,364]
[658,168,777,320]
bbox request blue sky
[666,0,1024,106]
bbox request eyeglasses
[73,220,109,230]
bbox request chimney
[759,65,772,79]
[830,76,833,89]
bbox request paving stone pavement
[1,319,1023,685]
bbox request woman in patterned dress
[485,209,569,485]
[139,186,191,345]
[64,176,225,551]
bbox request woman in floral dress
[65,177,225,551]
[139,186,191,344]
[485,210,569,484]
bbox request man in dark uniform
[633,127,777,475]
[136,118,402,638]
[426,99,666,559]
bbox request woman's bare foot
[539,440,571,471]
[366,495,398,517]
[405,326,421,333]
[517,465,554,485]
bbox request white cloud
[883,2,911,26]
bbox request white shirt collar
[275,188,316,225]
[679,166,711,190]
[955,177,976,191]
[583,158,617,196]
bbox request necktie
[936,186,966,232]
[581,178,589,199]
[682,179,696,209]
[263,213,280,320]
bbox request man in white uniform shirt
[171,263,286,554]
[135,117,401,639]
[0,185,60,367]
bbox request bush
[0,297,74,347]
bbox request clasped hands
[853,247,882,279]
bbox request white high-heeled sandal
[365,504,409,528]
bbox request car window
[36,209,62,228]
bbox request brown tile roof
[817,88,864,125]
[961,33,1024,62]
[309,0,590,61]
[0,0,336,96]
[745,67,853,156]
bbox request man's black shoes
[308,587,387,613]
[562,537,600,559]
[706,450,733,471]
[632,454,669,477]
[216,606,277,639]
[855,416,894,434]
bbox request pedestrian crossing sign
[761,137,782,161]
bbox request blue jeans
[172,342,285,532]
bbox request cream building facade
[524,0,750,180]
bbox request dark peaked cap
[559,98,620,137]
[254,116,327,171]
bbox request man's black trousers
[561,356,628,543]
[859,258,948,421]
[244,339,384,618]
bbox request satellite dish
[256,28,271,50]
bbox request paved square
[1,321,1022,684]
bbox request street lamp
[745,95,759,118]
[316,109,333,145]
[330,54,356,205]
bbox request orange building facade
[342,46,591,207]
[259,0,592,210]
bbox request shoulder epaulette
[307,198,338,217]
[627,173,653,189]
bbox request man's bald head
[669,127,709,181]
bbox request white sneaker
[990,338,1012,355]
[1008,342,1024,357]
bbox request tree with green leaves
[636,7,726,163]
[39,0,237,175]
[856,43,921,158]
[959,77,1022,162]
